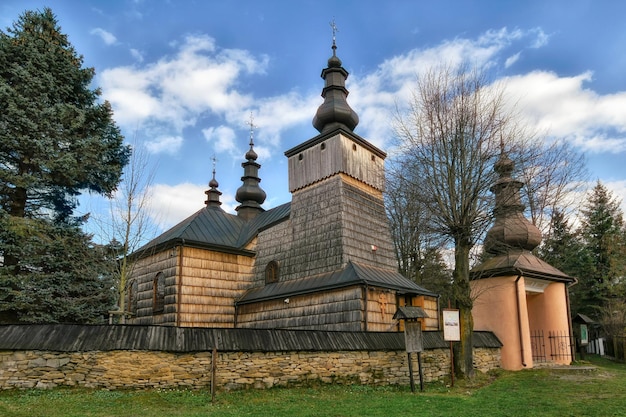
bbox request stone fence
[0,325,501,390]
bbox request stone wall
[0,347,500,390]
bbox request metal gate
[530,330,573,363]
[530,330,546,362]
[548,331,573,361]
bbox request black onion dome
[312,43,359,134]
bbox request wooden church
[125,40,440,332]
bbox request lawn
[0,355,624,417]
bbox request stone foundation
[0,347,500,390]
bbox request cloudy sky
[2,0,626,240]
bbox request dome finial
[330,18,338,56]
[244,111,258,161]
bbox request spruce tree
[579,182,626,317]
[0,8,129,322]
[539,209,593,316]
[0,8,130,224]
[0,214,117,323]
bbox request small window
[371,154,376,161]
[127,280,138,315]
[320,142,326,150]
[352,144,357,151]
[298,154,303,161]
[265,260,280,284]
[153,272,165,314]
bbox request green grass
[0,355,624,417]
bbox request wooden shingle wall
[236,287,364,331]
[256,174,398,285]
[365,289,399,332]
[177,246,255,327]
[287,132,385,193]
[130,245,256,328]
[131,249,178,325]
[338,175,397,270]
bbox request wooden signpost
[393,306,429,393]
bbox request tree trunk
[453,240,475,379]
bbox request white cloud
[502,71,626,153]
[145,136,183,154]
[202,125,238,155]
[147,182,237,230]
[505,52,521,68]
[529,27,550,48]
[100,34,269,143]
[90,28,117,45]
[130,48,144,62]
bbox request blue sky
[2,0,626,240]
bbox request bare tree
[385,160,444,278]
[94,138,158,322]
[392,65,517,378]
[513,137,588,234]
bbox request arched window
[153,272,165,314]
[265,260,279,284]
[128,280,138,315]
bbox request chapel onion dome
[483,152,542,255]
[312,41,359,134]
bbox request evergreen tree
[0,8,129,322]
[578,182,626,317]
[0,8,130,225]
[0,214,117,323]
[539,209,593,316]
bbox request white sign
[443,309,461,341]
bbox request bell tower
[281,25,396,280]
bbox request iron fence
[548,330,573,361]
[530,330,546,362]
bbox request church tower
[280,32,397,279]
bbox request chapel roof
[470,250,575,283]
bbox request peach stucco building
[471,154,576,370]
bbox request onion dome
[312,29,359,134]
[484,152,542,255]
[235,117,266,220]
[204,158,222,209]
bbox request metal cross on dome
[330,19,338,46]
[211,154,217,177]
[246,112,257,146]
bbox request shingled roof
[237,260,438,305]
[471,250,576,283]
[0,324,502,352]
[133,202,291,258]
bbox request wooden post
[450,340,455,387]
[407,352,415,393]
[211,347,217,402]
[417,351,424,392]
